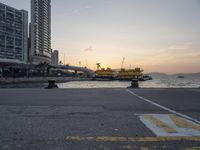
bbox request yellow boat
[94,63,144,81]
[95,67,115,80]
[117,68,143,80]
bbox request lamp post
[60,52,66,65]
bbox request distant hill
[148,72,200,78]
[173,72,200,77]
[148,72,169,78]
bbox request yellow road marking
[184,147,200,150]
[170,115,200,131]
[96,136,127,142]
[65,136,200,142]
[140,147,149,150]
[120,145,134,149]
[143,114,177,133]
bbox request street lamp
[60,52,66,65]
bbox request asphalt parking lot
[0,88,200,150]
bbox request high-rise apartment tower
[51,49,59,65]
[30,0,51,64]
[0,2,28,63]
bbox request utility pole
[85,59,88,68]
[121,57,125,69]
[79,61,81,67]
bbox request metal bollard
[127,78,139,88]
[46,79,58,89]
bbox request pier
[0,88,200,149]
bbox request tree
[96,63,101,70]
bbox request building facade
[0,2,28,63]
[30,0,51,64]
[51,49,59,65]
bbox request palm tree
[59,61,63,65]
[96,63,101,70]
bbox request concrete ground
[0,88,200,150]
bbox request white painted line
[126,89,200,125]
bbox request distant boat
[95,67,115,81]
[178,75,184,79]
[117,68,143,81]
[139,75,153,81]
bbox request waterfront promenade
[0,77,91,84]
[0,88,200,149]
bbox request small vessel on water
[139,74,153,81]
[178,75,184,79]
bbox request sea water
[58,74,200,88]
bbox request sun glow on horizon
[2,0,200,74]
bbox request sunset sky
[1,0,200,73]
